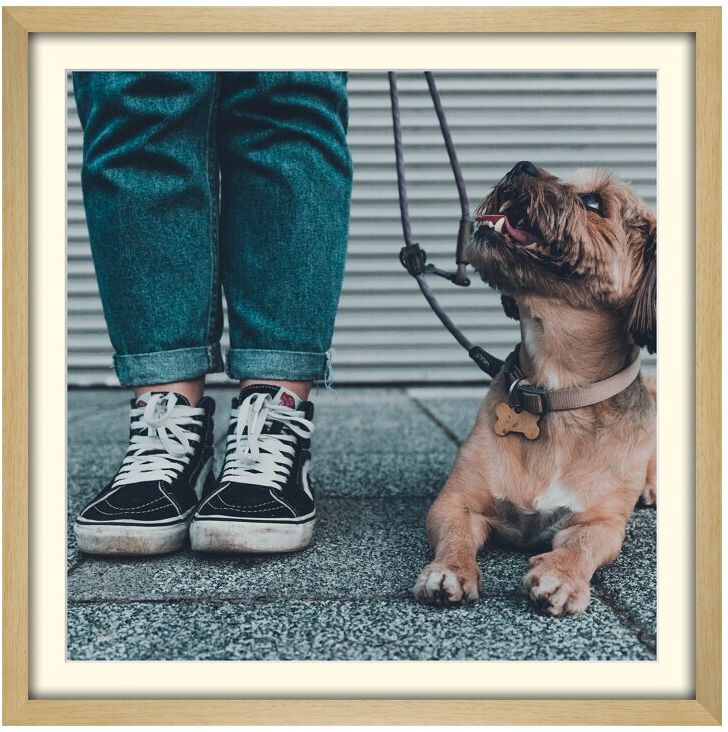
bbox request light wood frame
[3,6,721,726]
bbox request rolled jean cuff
[114,345,224,387]
[226,348,330,382]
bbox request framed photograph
[3,5,721,726]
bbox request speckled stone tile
[67,388,129,421]
[66,389,656,663]
[312,396,449,455]
[593,505,657,649]
[408,393,484,444]
[67,498,528,602]
[312,448,454,498]
[67,596,653,661]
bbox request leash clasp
[468,346,503,377]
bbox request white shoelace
[113,392,205,487]
[222,392,314,490]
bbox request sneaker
[190,385,316,554]
[74,391,215,555]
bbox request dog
[414,162,656,615]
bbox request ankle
[133,377,205,406]
[239,379,312,401]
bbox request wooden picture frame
[3,6,721,725]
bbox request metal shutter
[67,71,656,385]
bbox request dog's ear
[501,295,520,321]
[627,222,656,354]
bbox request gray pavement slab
[312,448,453,498]
[408,391,484,444]
[312,394,449,455]
[67,388,657,662]
[593,505,657,650]
[67,596,653,661]
[67,389,128,421]
[68,498,528,602]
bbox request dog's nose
[510,161,539,177]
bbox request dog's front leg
[414,481,490,606]
[522,511,629,616]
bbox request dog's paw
[639,483,656,507]
[414,561,481,607]
[522,554,590,616]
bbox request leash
[387,72,642,420]
[388,71,504,378]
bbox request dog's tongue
[475,214,530,244]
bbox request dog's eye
[579,193,603,214]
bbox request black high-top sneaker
[74,391,215,555]
[190,385,316,554]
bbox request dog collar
[503,345,642,415]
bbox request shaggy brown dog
[414,162,656,615]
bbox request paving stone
[313,448,454,498]
[409,393,484,444]
[593,505,657,649]
[67,389,129,421]
[312,397,448,454]
[66,389,657,662]
[67,443,122,482]
[67,498,528,602]
[67,596,652,661]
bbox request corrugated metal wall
[67,71,656,385]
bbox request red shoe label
[279,393,296,409]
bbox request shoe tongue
[237,384,301,410]
[134,390,191,408]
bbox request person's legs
[72,72,222,554]
[217,71,352,387]
[190,72,352,554]
[73,71,224,392]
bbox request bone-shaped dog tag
[494,402,541,440]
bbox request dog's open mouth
[474,214,534,244]
[472,194,561,264]
[474,201,543,248]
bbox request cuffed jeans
[73,72,352,386]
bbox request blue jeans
[73,72,352,386]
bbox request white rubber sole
[74,458,212,556]
[74,518,189,556]
[189,516,316,554]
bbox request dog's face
[469,163,656,353]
